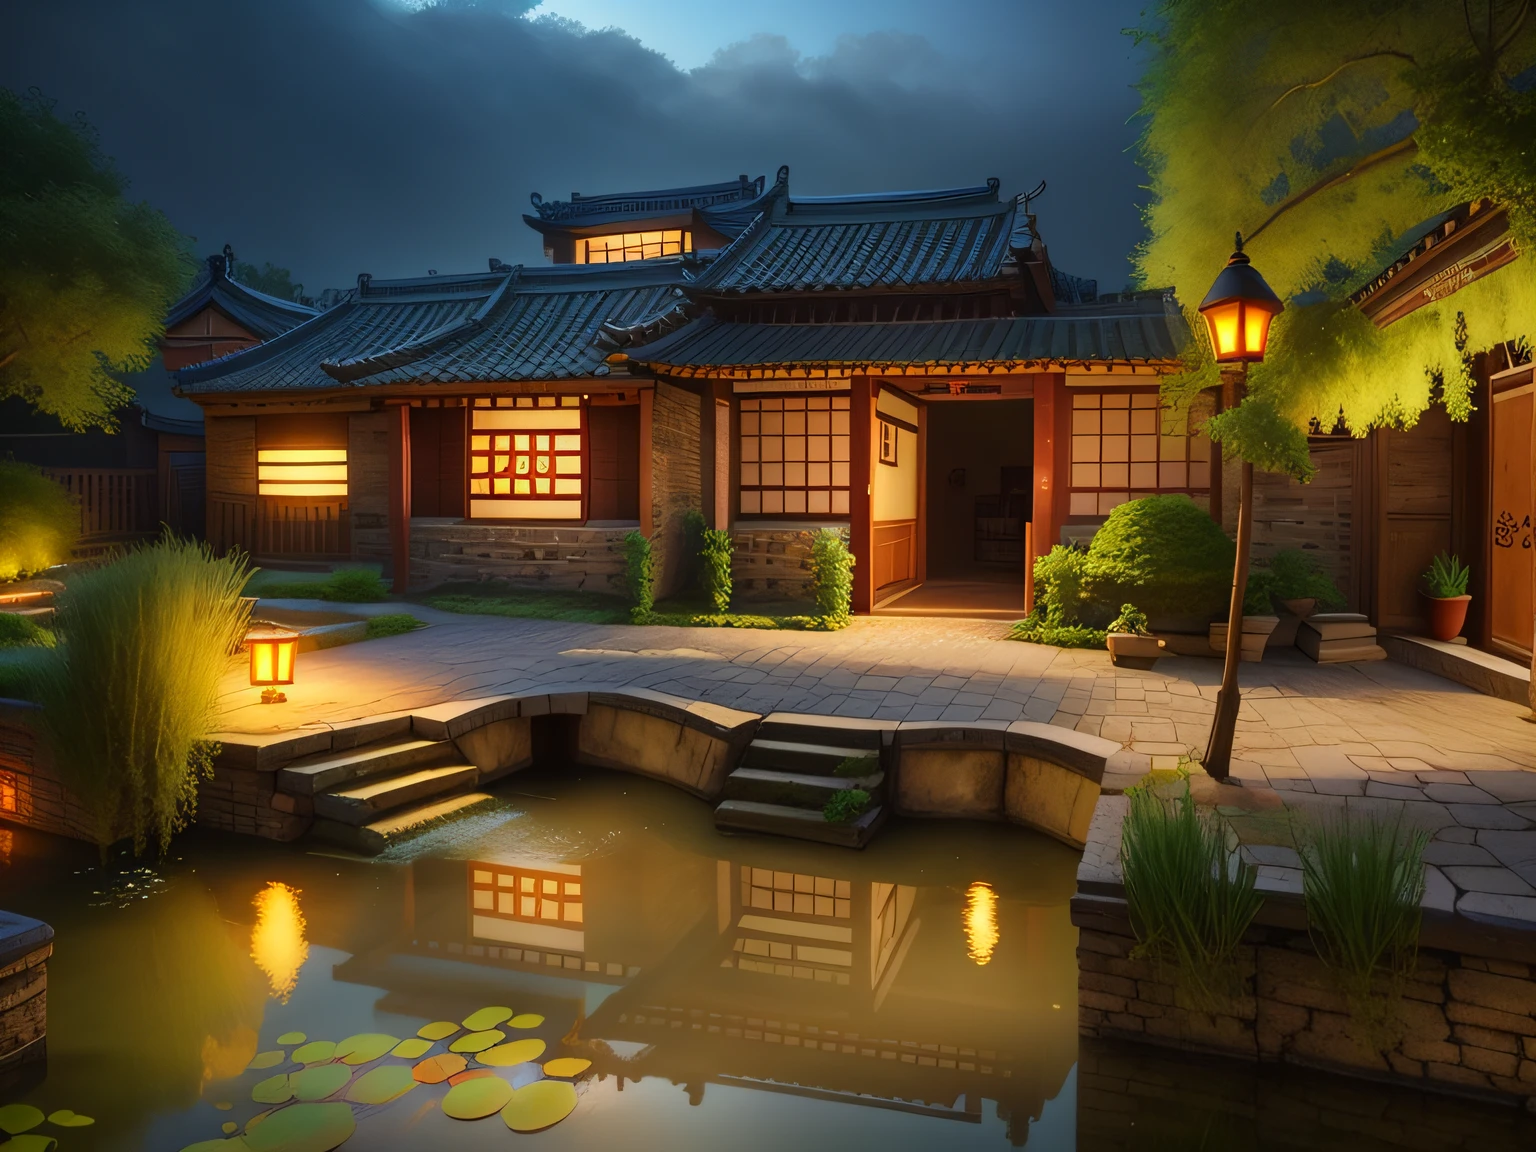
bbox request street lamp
[248,625,299,704]
[1199,232,1283,780]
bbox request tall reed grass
[1120,773,1262,1009]
[36,536,252,853]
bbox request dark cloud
[1,0,1149,293]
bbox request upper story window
[577,230,692,264]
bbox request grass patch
[248,567,390,602]
[636,609,843,631]
[823,788,871,824]
[1006,613,1106,649]
[1120,770,1262,1010]
[425,586,633,625]
[0,613,56,648]
[365,613,425,639]
[833,754,880,778]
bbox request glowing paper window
[1068,392,1210,517]
[739,395,851,517]
[468,859,585,956]
[469,397,584,520]
[257,448,347,497]
[0,771,15,814]
[578,230,692,264]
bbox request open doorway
[878,398,1033,618]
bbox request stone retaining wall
[0,703,95,843]
[0,911,52,1080]
[730,527,829,602]
[406,521,633,592]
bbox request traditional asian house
[174,168,1196,614]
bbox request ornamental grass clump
[1299,813,1429,1049]
[35,536,252,854]
[1120,772,1262,1010]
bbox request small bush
[1032,545,1093,625]
[35,536,252,854]
[1107,603,1150,636]
[365,613,424,639]
[0,460,79,580]
[1007,612,1106,649]
[1263,548,1343,607]
[325,568,389,602]
[823,788,871,824]
[1120,771,1262,1010]
[623,530,654,617]
[683,508,707,590]
[700,528,734,614]
[0,612,56,648]
[809,528,854,626]
[1083,495,1234,630]
[833,754,879,778]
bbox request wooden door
[1374,409,1456,632]
[409,406,466,519]
[588,404,640,521]
[1490,367,1534,660]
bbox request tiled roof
[176,264,686,394]
[688,167,1028,295]
[523,175,766,235]
[166,255,319,340]
[628,295,1188,372]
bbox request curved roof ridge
[165,254,319,340]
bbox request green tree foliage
[0,89,192,430]
[1133,1,1536,475]
[235,260,304,302]
[0,459,79,579]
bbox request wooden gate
[1489,362,1534,662]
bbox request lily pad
[391,1037,433,1060]
[501,1079,577,1132]
[449,1029,504,1054]
[543,1057,592,1078]
[214,1101,234,1111]
[291,1041,336,1065]
[460,1006,512,1031]
[477,1038,546,1067]
[252,1074,294,1105]
[276,1032,307,1045]
[222,1123,238,1135]
[178,1142,232,1152]
[241,1103,356,1152]
[0,1136,56,1152]
[411,1053,467,1085]
[248,1051,287,1070]
[334,1033,398,1065]
[0,1106,43,1136]
[417,1020,458,1042]
[508,1013,544,1030]
[346,1064,417,1106]
[442,1075,513,1120]
[449,1069,494,1086]
[44,1111,94,1127]
[291,1063,352,1102]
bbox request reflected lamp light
[1197,232,1284,363]
[247,625,299,704]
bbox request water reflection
[250,881,308,1002]
[964,881,999,966]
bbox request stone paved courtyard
[223,603,1536,927]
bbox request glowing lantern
[247,625,298,703]
[1197,232,1283,363]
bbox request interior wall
[924,399,1033,577]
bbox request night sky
[2,0,1151,296]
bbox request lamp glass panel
[1244,308,1272,357]
[1202,301,1243,359]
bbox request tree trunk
[1206,459,1254,780]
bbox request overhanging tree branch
[1266,50,1418,114]
[1246,137,1420,243]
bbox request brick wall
[0,920,50,1078]
[731,527,835,603]
[0,704,96,843]
[650,381,702,598]
[408,521,634,592]
[349,409,393,562]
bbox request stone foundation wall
[651,381,703,599]
[348,409,393,563]
[0,913,51,1078]
[730,527,833,602]
[406,521,634,592]
[0,703,95,843]
[197,760,311,841]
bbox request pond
[4,766,1536,1152]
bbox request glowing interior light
[251,881,309,1002]
[257,447,349,497]
[963,881,999,966]
[257,449,347,463]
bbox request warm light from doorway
[964,881,999,965]
[251,881,309,1002]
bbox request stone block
[894,748,1005,820]
[1080,988,1129,1014]
[454,717,532,779]
[1460,1043,1519,1077]
[1081,971,1139,999]
[576,703,737,799]
[1451,1022,1519,1054]
[1425,1060,1492,1089]
[1447,968,1536,1020]
[1399,1036,1460,1064]
[1004,753,1100,848]
[1445,999,1536,1036]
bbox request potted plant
[1421,552,1471,642]
[1209,572,1279,662]
[1107,603,1164,669]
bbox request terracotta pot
[1210,616,1280,663]
[1279,597,1316,619]
[1108,632,1164,670]
[1422,593,1471,642]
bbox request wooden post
[1208,384,1226,526]
[388,403,411,592]
[850,374,874,615]
[1032,373,1059,584]
[639,386,654,537]
[1205,365,1251,779]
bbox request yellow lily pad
[251,1073,293,1105]
[246,1111,270,1133]
[275,1032,307,1045]
[241,1102,355,1152]
[334,1033,398,1065]
[346,1064,416,1106]
[477,1038,546,1067]
[442,1075,513,1120]
[221,1123,238,1135]
[44,1111,94,1127]
[291,1063,352,1101]
[0,1106,43,1135]
[543,1057,592,1078]
[411,1053,467,1084]
[291,1041,335,1064]
[214,1102,234,1111]
[1,1136,57,1152]
[508,1013,544,1029]
[390,1037,433,1060]
[501,1079,577,1132]
[449,1029,504,1053]
[417,1020,458,1041]
[247,1051,286,1070]
[178,1142,231,1152]
[460,1006,512,1031]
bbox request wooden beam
[1032,373,1060,581]
[850,374,875,615]
[388,402,411,592]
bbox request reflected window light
[964,881,999,966]
[251,881,309,1002]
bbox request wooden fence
[42,468,158,545]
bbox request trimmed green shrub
[623,530,654,617]
[34,536,252,853]
[365,613,424,639]
[0,460,79,580]
[823,788,871,824]
[1032,544,1093,625]
[1082,495,1234,630]
[0,612,56,648]
[700,528,734,614]
[809,528,854,626]
[1120,771,1261,1009]
[1242,567,1277,616]
[1263,548,1343,607]
[683,508,707,591]
[325,568,389,602]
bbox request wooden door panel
[873,521,915,591]
[588,405,640,521]
[1381,518,1451,629]
[1491,388,1533,656]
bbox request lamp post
[248,625,299,704]
[1199,233,1283,780]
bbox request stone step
[277,737,449,795]
[754,713,895,752]
[713,799,885,849]
[312,791,497,855]
[741,738,880,776]
[312,761,482,825]
[721,767,885,810]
